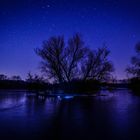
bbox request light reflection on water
[0,89,140,140]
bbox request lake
[0,89,140,140]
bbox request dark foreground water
[0,90,140,140]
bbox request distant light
[57,95,74,100]
[64,96,74,99]
[57,95,61,99]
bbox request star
[47,5,50,8]
[41,4,51,9]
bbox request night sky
[0,0,140,80]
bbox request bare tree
[35,34,87,83]
[61,33,87,82]
[81,47,114,81]
[36,34,114,83]
[35,36,65,83]
[126,42,140,78]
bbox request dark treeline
[0,33,140,94]
[126,42,140,94]
[0,73,50,91]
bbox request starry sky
[0,0,140,80]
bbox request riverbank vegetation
[0,34,139,94]
[126,42,140,94]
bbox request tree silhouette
[36,36,65,83]
[126,42,140,78]
[36,33,114,83]
[26,72,44,83]
[26,72,47,91]
[26,72,34,82]
[61,33,87,82]
[11,75,21,81]
[82,46,114,81]
[0,74,8,80]
[36,34,86,83]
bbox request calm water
[0,89,140,140]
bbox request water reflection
[0,90,140,140]
[0,91,26,111]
